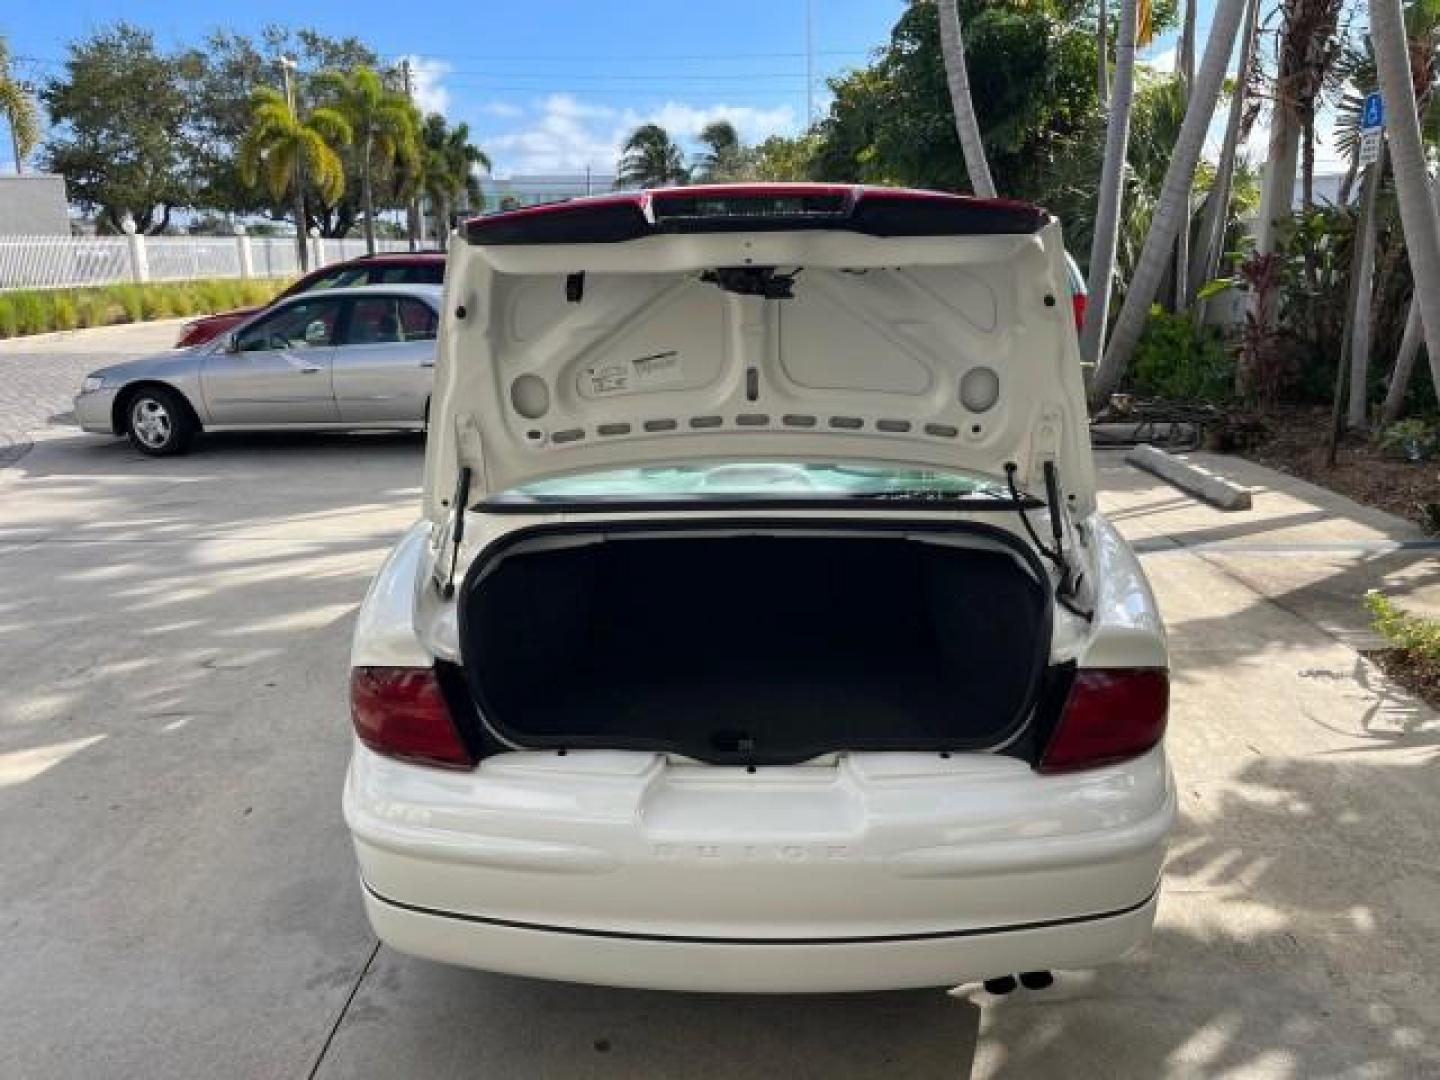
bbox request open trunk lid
[423,184,1096,518]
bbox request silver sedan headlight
[80,375,107,393]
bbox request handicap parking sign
[1362,91,1384,132]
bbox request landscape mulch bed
[1235,407,1439,533]
[1363,648,1440,711]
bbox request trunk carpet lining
[465,534,1047,762]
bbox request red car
[175,251,447,348]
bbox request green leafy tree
[238,85,352,269]
[180,28,381,232]
[41,24,194,232]
[419,114,491,238]
[812,1,1109,199]
[749,133,822,180]
[313,66,420,253]
[1,36,40,173]
[616,124,688,188]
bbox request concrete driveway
[0,324,1436,1078]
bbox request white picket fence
[0,233,413,291]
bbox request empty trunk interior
[462,528,1050,764]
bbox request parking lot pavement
[0,320,187,462]
[0,325,1436,1078]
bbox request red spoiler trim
[465,184,1047,246]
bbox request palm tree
[1336,3,1440,421]
[1344,141,1386,430]
[937,0,996,197]
[1090,0,1249,408]
[1,36,39,174]
[1079,0,1139,366]
[1190,0,1261,306]
[1256,0,1347,256]
[314,66,420,254]
[695,120,746,181]
[1383,175,1440,421]
[421,114,491,239]
[616,124,687,188]
[1173,0,1198,307]
[1371,0,1440,423]
[239,85,351,271]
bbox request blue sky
[8,0,1336,177]
[7,1,900,176]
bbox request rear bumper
[360,877,1160,993]
[345,744,1175,990]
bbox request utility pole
[279,56,309,271]
[400,58,422,249]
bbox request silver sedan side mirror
[224,331,240,353]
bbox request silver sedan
[74,284,443,455]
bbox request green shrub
[11,291,47,336]
[1366,591,1440,662]
[51,296,79,331]
[1377,419,1439,463]
[76,293,112,328]
[1129,305,1236,403]
[0,278,285,339]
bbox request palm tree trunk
[1174,0,1198,310]
[938,0,997,198]
[1302,113,1316,210]
[1089,0,1248,409]
[1097,0,1109,109]
[1346,145,1386,429]
[1191,0,1260,309]
[1371,0,1440,417]
[1381,172,1440,422]
[362,132,376,255]
[1255,99,1301,256]
[1079,0,1138,367]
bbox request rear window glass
[505,462,1008,501]
[358,263,445,285]
[301,266,369,292]
[345,297,437,344]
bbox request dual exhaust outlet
[982,971,1054,995]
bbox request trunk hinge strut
[436,411,486,599]
[1004,459,1092,623]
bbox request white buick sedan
[343,184,1174,994]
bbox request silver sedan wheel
[130,396,172,449]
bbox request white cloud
[479,102,524,119]
[399,55,451,117]
[484,93,799,174]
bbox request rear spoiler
[465,184,1048,246]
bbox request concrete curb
[1125,444,1253,511]
[0,317,191,348]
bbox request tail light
[1071,291,1087,331]
[1039,668,1168,774]
[350,666,474,769]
